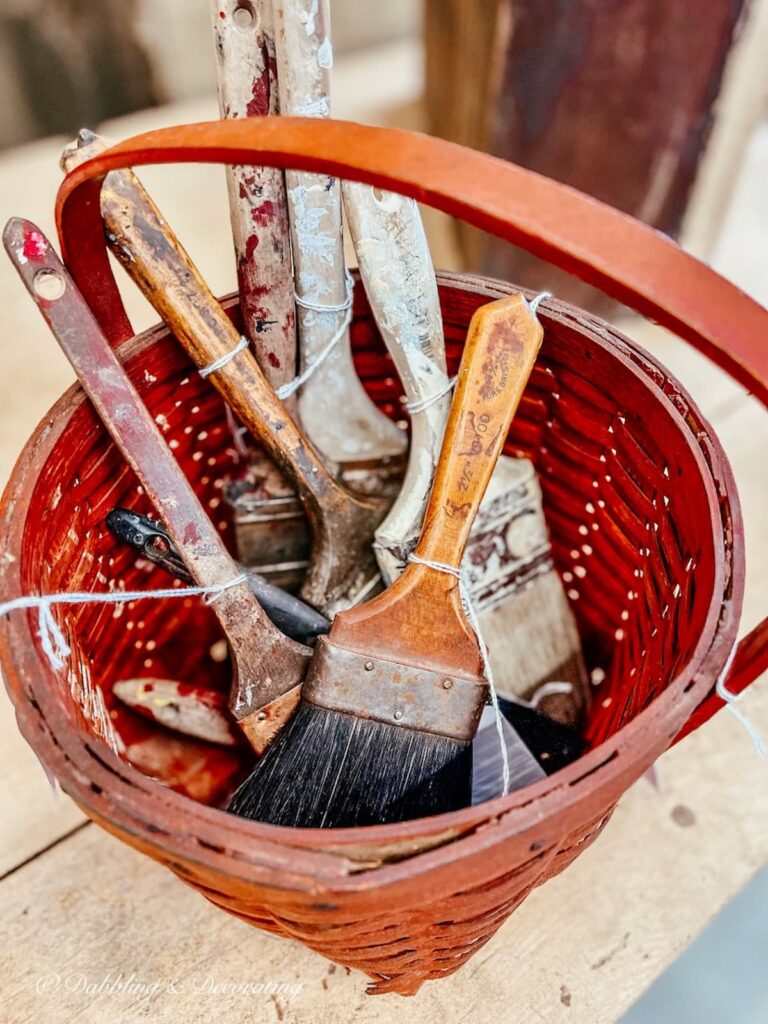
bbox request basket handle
[54,117,767,734]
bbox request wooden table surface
[0,46,766,1024]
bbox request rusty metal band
[302,636,488,741]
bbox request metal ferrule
[302,636,488,742]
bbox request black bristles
[228,702,472,828]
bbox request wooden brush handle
[413,293,543,568]
[271,0,406,468]
[343,181,450,582]
[210,0,297,394]
[330,293,542,679]
[60,133,361,543]
[3,219,308,740]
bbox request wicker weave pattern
[0,275,740,995]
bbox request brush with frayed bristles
[229,293,544,827]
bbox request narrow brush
[229,292,544,826]
[341,181,451,582]
[60,135,388,617]
[270,0,407,496]
[106,507,329,645]
[4,219,309,753]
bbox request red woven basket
[1,121,766,997]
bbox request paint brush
[343,182,589,724]
[210,0,295,389]
[229,293,544,827]
[60,137,388,617]
[113,675,582,792]
[106,507,329,645]
[4,219,309,753]
[270,0,407,496]
[210,2,312,591]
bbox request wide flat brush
[229,292,544,827]
[343,183,588,724]
[4,219,309,753]
[60,136,387,617]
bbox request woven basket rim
[0,274,743,883]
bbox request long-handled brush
[343,182,588,725]
[229,292,544,826]
[209,2,313,591]
[270,0,407,496]
[4,219,309,753]
[60,134,388,617]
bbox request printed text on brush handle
[413,296,543,569]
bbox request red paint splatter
[250,200,275,227]
[244,234,259,261]
[237,177,253,201]
[22,230,47,261]
[219,9,226,17]
[246,69,270,117]
[267,352,281,369]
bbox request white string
[408,552,511,796]
[198,335,249,379]
[0,575,248,671]
[405,375,457,416]
[527,291,551,316]
[277,270,355,401]
[403,292,549,418]
[716,647,767,757]
[526,679,574,709]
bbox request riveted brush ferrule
[302,636,488,741]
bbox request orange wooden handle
[414,293,543,568]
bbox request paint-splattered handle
[3,217,309,741]
[343,181,450,582]
[211,0,297,393]
[271,0,407,467]
[59,132,351,526]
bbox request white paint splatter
[294,96,329,118]
[302,0,320,36]
[317,37,333,69]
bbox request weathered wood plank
[0,675,765,1022]
[425,0,750,313]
